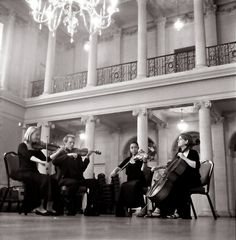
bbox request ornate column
[194,101,216,213]
[193,0,207,67]
[1,11,15,90]
[132,108,148,152]
[137,0,147,79]
[43,32,56,94]
[156,17,166,56]
[87,33,98,87]
[82,115,96,178]
[205,4,217,46]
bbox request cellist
[154,133,201,219]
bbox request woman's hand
[177,152,185,159]
[67,153,78,158]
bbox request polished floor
[0,213,235,240]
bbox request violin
[32,141,60,151]
[64,148,101,156]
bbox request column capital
[37,121,55,129]
[81,115,99,124]
[155,17,167,25]
[113,28,122,37]
[205,2,217,16]
[132,108,148,117]
[194,100,212,111]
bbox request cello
[146,147,189,204]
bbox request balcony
[31,41,236,97]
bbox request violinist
[110,141,148,217]
[52,134,96,216]
[154,133,201,219]
[17,126,60,215]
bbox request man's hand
[85,150,93,158]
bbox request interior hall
[0,0,235,240]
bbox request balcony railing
[97,61,137,85]
[31,41,236,97]
[52,71,87,93]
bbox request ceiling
[0,0,232,42]
[53,98,236,133]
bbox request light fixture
[79,132,86,140]
[174,0,184,31]
[25,0,119,43]
[83,40,90,51]
[177,108,188,132]
[174,18,184,31]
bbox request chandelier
[25,0,119,42]
[177,108,188,132]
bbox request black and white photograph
[0,0,235,239]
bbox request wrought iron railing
[31,79,44,97]
[52,71,87,93]
[147,50,195,77]
[207,41,236,66]
[31,41,236,97]
[97,61,137,85]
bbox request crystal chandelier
[25,0,119,42]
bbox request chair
[60,182,88,215]
[0,152,25,213]
[189,160,218,220]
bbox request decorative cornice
[217,1,236,14]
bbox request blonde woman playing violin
[110,141,148,217]
[18,126,61,216]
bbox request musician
[110,141,148,217]
[18,126,60,215]
[52,134,96,216]
[155,133,201,219]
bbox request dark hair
[130,141,139,148]
[179,133,194,148]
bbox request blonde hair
[63,134,75,144]
[23,126,39,142]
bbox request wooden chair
[0,152,25,213]
[189,160,218,220]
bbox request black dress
[18,142,59,210]
[116,156,147,216]
[157,149,201,218]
